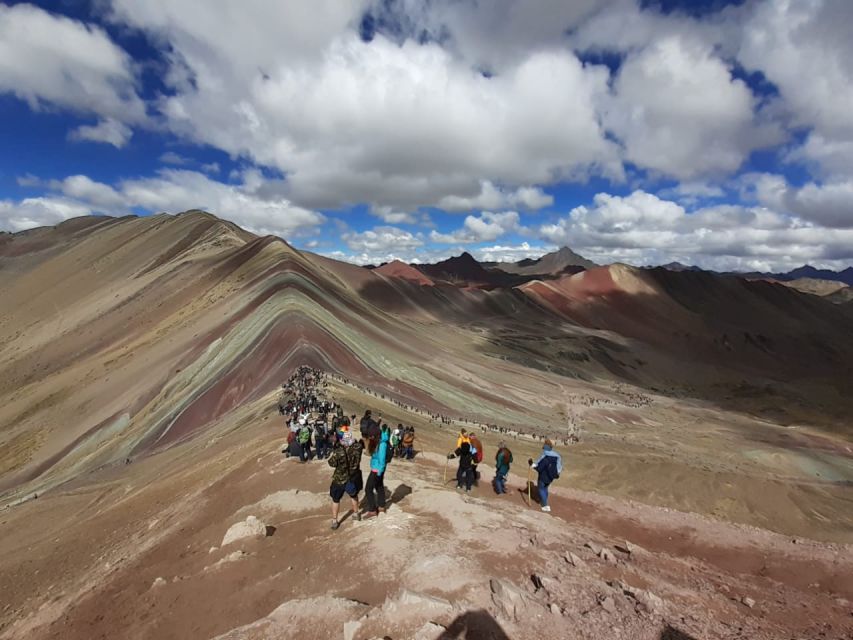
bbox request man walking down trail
[328,430,364,530]
[494,442,513,495]
[364,425,390,519]
[530,439,562,512]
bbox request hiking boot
[541,505,551,513]
[353,512,362,522]
[465,487,471,493]
[456,485,462,491]
[330,520,340,530]
[378,508,386,514]
[363,511,378,520]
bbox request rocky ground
[1,386,851,640]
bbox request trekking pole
[527,460,533,508]
[443,455,449,484]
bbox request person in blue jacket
[363,424,391,518]
[529,439,562,513]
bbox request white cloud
[159,151,190,165]
[473,242,557,264]
[68,118,134,148]
[742,173,853,229]
[430,211,520,243]
[438,181,553,212]
[104,2,621,211]
[0,4,145,124]
[606,35,780,180]
[0,196,94,232]
[738,0,853,180]
[538,189,853,272]
[1,170,326,239]
[201,162,221,174]
[53,175,126,211]
[342,226,423,253]
[369,205,418,225]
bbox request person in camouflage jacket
[328,429,364,530]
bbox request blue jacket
[534,447,562,485]
[370,429,390,474]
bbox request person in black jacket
[450,441,476,492]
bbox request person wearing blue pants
[529,440,562,512]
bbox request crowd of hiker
[278,366,564,530]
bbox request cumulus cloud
[103,1,621,211]
[438,181,553,212]
[0,197,94,232]
[369,205,419,225]
[538,190,853,272]
[0,4,145,124]
[68,118,134,148]
[743,173,853,229]
[605,35,780,180]
[430,211,520,243]
[0,170,326,238]
[342,226,423,253]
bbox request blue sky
[1,0,852,271]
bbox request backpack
[384,443,394,464]
[297,428,310,445]
[469,435,484,464]
[538,455,560,484]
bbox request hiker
[360,410,380,441]
[494,441,513,494]
[455,428,471,449]
[390,424,402,457]
[297,421,313,462]
[401,426,415,460]
[328,428,364,530]
[363,424,391,518]
[450,441,475,492]
[529,439,562,513]
[314,420,329,459]
[468,432,484,480]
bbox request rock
[634,590,664,614]
[531,574,545,592]
[208,547,218,554]
[221,515,270,547]
[599,549,618,564]
[491,578,533,622]
[741,596,756,609]
[151,577,167,588]
[413,621,447,639]
[614,541,635,555]
[565,552,584,567]
[343,619,361,640]
[600,596,617,614]
[385,590,453,615]
[549,603,561,615]
[585,541,603,555]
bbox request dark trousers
[456,466,474,490]
[365,471,386,512]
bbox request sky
[1,0,852,272]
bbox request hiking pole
[443,455,449,484]
[527,459,533,508]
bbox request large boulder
[222,515,269,547]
